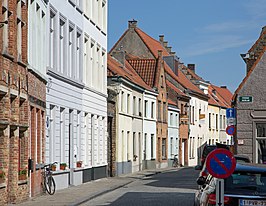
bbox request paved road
[81,167,199,206]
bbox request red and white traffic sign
[206,148,236,179]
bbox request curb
[69,180,134,206]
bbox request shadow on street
[145,167,200,190]
[109,192,195,206]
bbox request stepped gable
[133,26,207,98]
[233,46,266,100]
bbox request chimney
[166,46,172,53]
[111,50,125,68]
[128,19,137,29]
[159,35,164,44]
[158,50,162,58]
[163,41,168,48]
[187,64,195,72]
[170,51,176,56]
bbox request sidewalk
[16,167,180,206]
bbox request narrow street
[81,167,199,206]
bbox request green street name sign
[239,96,253,102]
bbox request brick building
[0,0,29,204]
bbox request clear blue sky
[108,0,266,93]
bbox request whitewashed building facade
[167,103,180,166]
[46,0,108,190]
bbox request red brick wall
[0,0,30,204]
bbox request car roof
[235,163,266,173]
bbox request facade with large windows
[167,101,179,166]
[233,26,266,163]
[46,0,107,190]
[107,54,157,175]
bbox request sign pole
[216,178,224,206]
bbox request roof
[233,45,266,100]
[135,28,170,58]
[107,54,153,91]
[208,84,232,108]
[181,65,204,81]
[134,27,207,97]
[127,59,157,88]
[168,98,177,106]
[164,62,206,96]
[166,80,188,97]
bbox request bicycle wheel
[44,176,56,195]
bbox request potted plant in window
[76,161,82,168]
[60,163,67,170]
[0,169,5,184]
[18,168,27,181]
[51,164,57,171]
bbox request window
[151,102,154,119]
[151,134,154,159]
[133,132,136,158]
[76,30,82,80]
[170,137,173,156]
[17,0,22,60]
[102,0,107,32]
[127,94,130,114]
[49,10,56,69]
[170,113,173,126]
[138,98,141,116]
[223,115,226,129]
[256,123,266,163]
[133,96,136,115]
[84,36,89,84]
[121,91,124,112]
[181,104,184,115]
[216,114,218,130]
[192,106,195,124]
[68,25,74,77]
[163,102,167,122]
[162,138,166,160]
[127,131,130,161]
[158,101,161,121]
[2,0,9,51]
[220,115,222,129]
[59,18,66,74]
[60,108,65,161]
[90,40,95,86]
[144,100,148,117]
[144,133,147,160]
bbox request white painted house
[142,91,157,170]
[45,0,108,190]
[167,101,180,166]
[107,55,157,175]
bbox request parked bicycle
[172,155,179,167]
[42,162,57,195]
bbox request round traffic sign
[226,125,236,136]
[206,148,236,179]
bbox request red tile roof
[233,47,266,100]
[166,80,188,97]
[107,54,153,91]
[134,27,207,97]
[127,59,157,88]
[208,85,231,108]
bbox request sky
[107,0,266,93]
